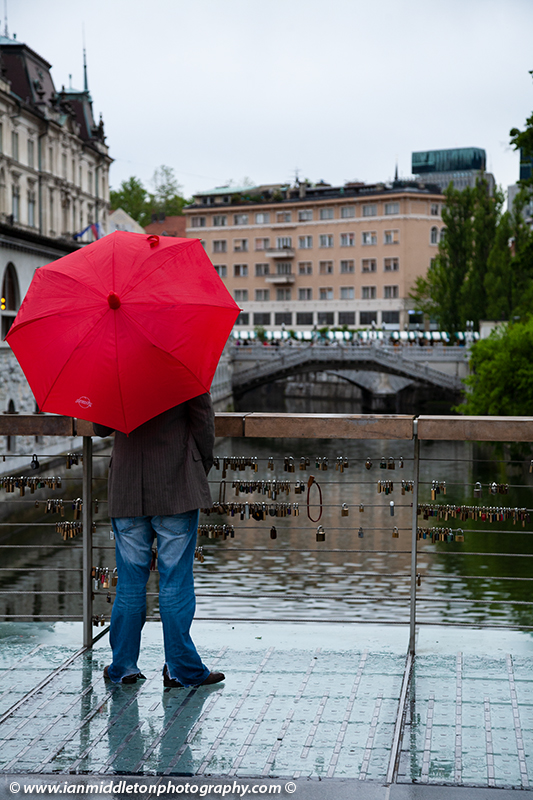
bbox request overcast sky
[12,0,533,201]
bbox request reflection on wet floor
[1,621,533,789]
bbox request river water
[0,394,532,630]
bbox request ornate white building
[0,32,111,460]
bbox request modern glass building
[412,148,486,175]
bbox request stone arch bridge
[231,343,468,400]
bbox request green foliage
[410,178,502,333]
[254,326,266,343]
[109,176,150,226]
[109,166,187,228]
[461,319,533,415]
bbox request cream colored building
[184,180,444,331]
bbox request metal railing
[0,413,531,652]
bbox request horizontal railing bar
[0,568,82,572]
[0,590,83,594]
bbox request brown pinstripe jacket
[93,394,215,518]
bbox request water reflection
[0,407,532,630]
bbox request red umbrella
[6,232,240,433]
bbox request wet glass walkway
[1,620,533,793]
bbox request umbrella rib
[120,307,210,394]
[113,303,127,432]
[38,308,110,410]
[121,240,199,301]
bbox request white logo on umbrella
[75,396,92,409]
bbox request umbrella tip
[107,292,121,310]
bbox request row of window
[191,202,440,228]
[236,310,399,327]
[214,258,400,278]
[10,181,95,235]
[2,125,101,194]
[211,230,402,253]
[234,285,399,302]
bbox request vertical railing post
[82,435,93,648]
[409,419,420,655]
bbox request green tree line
[109,165,188,228]
[415,74,533,415]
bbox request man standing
[94,393,224,688]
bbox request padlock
[316,525,325,542]
[341,503,349,517]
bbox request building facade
[184,180,444,332]
[412,147,495,194]
[0,33,111,462]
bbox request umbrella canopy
[6,232,240,433]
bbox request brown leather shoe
[104,665,146,685]
[199,671,225,686]
[163,665,225,688]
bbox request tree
[150,165,187,217]
[410,177,504,332]
[109,176,150,226]
[461,319,533,415]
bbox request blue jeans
[106,510,210,686]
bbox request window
[27,139,35,169]
[49,189,54,232]
[11,131,19,161]
[338,312,355,325]
[360,311,377,325]
[340,260,354,273]
[234,289,248,302]
[319,261,333,275]
[384,285,399,299]
[317,312,334,325]
[213,240,227,253]
[72,159,76,183]
[341,206,355,218]
[431,203,439,216]
[0,123,3,153]
[213,215,227,226]
[276,288,291,301]
[191,216,206,228]
[62,153,67,178]
[235,313,249,325]
[88,171,93,194]
[234,213,249,225]
[298,262,312,275]
[79,165,82,186]
[254,312,271,326]
[384,202,399,215]
[362,286,376,299]
[276,262,292,275]
[255,263,269,276]
[28,191,36,227]
[384,229,399,245]
[340,287,355,300]
[362,231,377,245]
[276,236,292,249]
[1,262,19,338]
[48,147,53,172]
[319,287,334,300]
[382,311,400,324]
[384,258,399,272]
[363,204,377,217]
[440,228,446,242]
[298,288,312,301]
[362,259,377,273]
[233,238,248,252]
[275,312,292,325]
[320,208,334,220]
[298,209,313,221]
[276,211,292,223]
[430,226,438,244]
[297,312,313,325]
[233,264,248,277]
[255,237,270,250]
[214,264,227,277]
[11,185,20,222]
[255,212,270,224]
[298,235,313,249]
[255,289,270,301]
[319,234,333,248]
[340,232,355,247]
